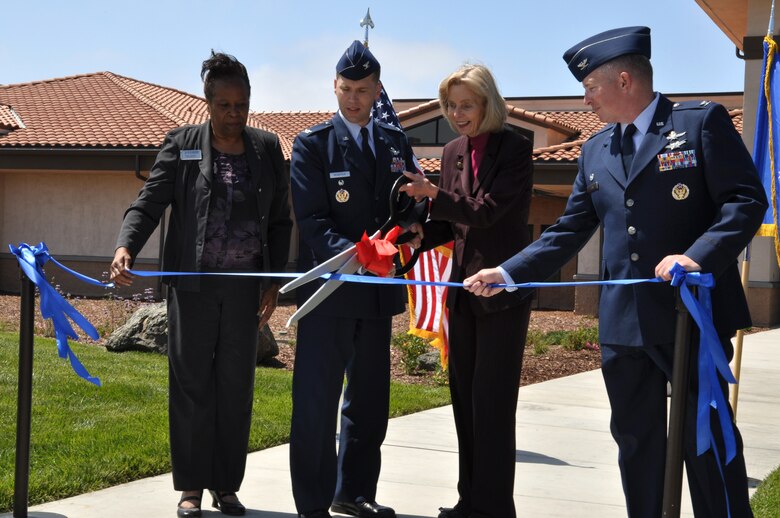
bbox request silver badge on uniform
[672,183,690,200]
[335,189,350,203]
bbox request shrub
[525,330,549,356]
[562,327,599,351]
[391,333,431,375]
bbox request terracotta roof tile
[533,140,586,162]
[416,157,441,173]
[0,104,24,130]
[506,105,580,136]
[0,74,749,167]
[536,110,606,140]
[729,108,743,133]
[532,109,744,163]
[0,72,208,148]
[396,99,440,119]
[250,111,333,159]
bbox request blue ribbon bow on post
[9,242,104,386]
[668,263,737,464]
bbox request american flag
[373,86,453,368]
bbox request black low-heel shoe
[177,491,203,517]
[209,490,246,516]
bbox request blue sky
[1,0,756,111]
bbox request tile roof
[0,72,209,148]
[506,105,579,136]
[250,111,332,159]
[536,110,605,140]
[531,109,744,163]
[0,72,748,169]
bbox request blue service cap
[336,40,380,80]
[563,26,651,81]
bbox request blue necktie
[361,126,376,171]
[621,123,637,177]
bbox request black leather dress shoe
[209,490,246,516]
[331,497,395,517]
[437,505,468,518]
[177,492,203,517]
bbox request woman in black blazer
[110,52,292,517]
[401,64,533,518]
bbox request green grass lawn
[0,332,451,512]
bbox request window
[406,118,458,146]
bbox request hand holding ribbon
[9,243,102,386]
[355,225,401,277]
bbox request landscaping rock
[105,302,168,353]
[105,302,279,363]
[257,324,279,364]
[416,350,442,372]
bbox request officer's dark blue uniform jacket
[503,95,768,346]
[290,115,415,318]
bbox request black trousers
[447,298,532,518]
[167,276,260,491]
[289,314,392,515]
[601,337,753,518]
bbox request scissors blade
[280,229,382,294]
[279,245,357,294]
[286,253,363,326]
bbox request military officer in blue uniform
[464,27,767,518]
[288,40,416,518]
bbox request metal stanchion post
[662,286,694,517]
[14,273,35,518]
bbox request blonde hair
[438,64,507,135]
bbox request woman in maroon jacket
[401,64,533,518]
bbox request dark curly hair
[201,50,251,102]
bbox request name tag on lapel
[657,150,697,172]
[180,149,202,161]
[329,171,350,179]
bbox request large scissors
[281,176,423,326]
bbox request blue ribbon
[325,272,665,289]
[9,243,102,386]
[7,241,742,479]
[669,264,737,463]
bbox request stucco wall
[1,170,159,259]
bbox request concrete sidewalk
[6,328,779,518]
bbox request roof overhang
[696,0,748,50]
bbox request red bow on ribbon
[355,225,401,277]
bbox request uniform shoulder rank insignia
[673,100,709,111]
[672,183,690,200]
[304,121,332,135]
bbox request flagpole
[729,246,751,419]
